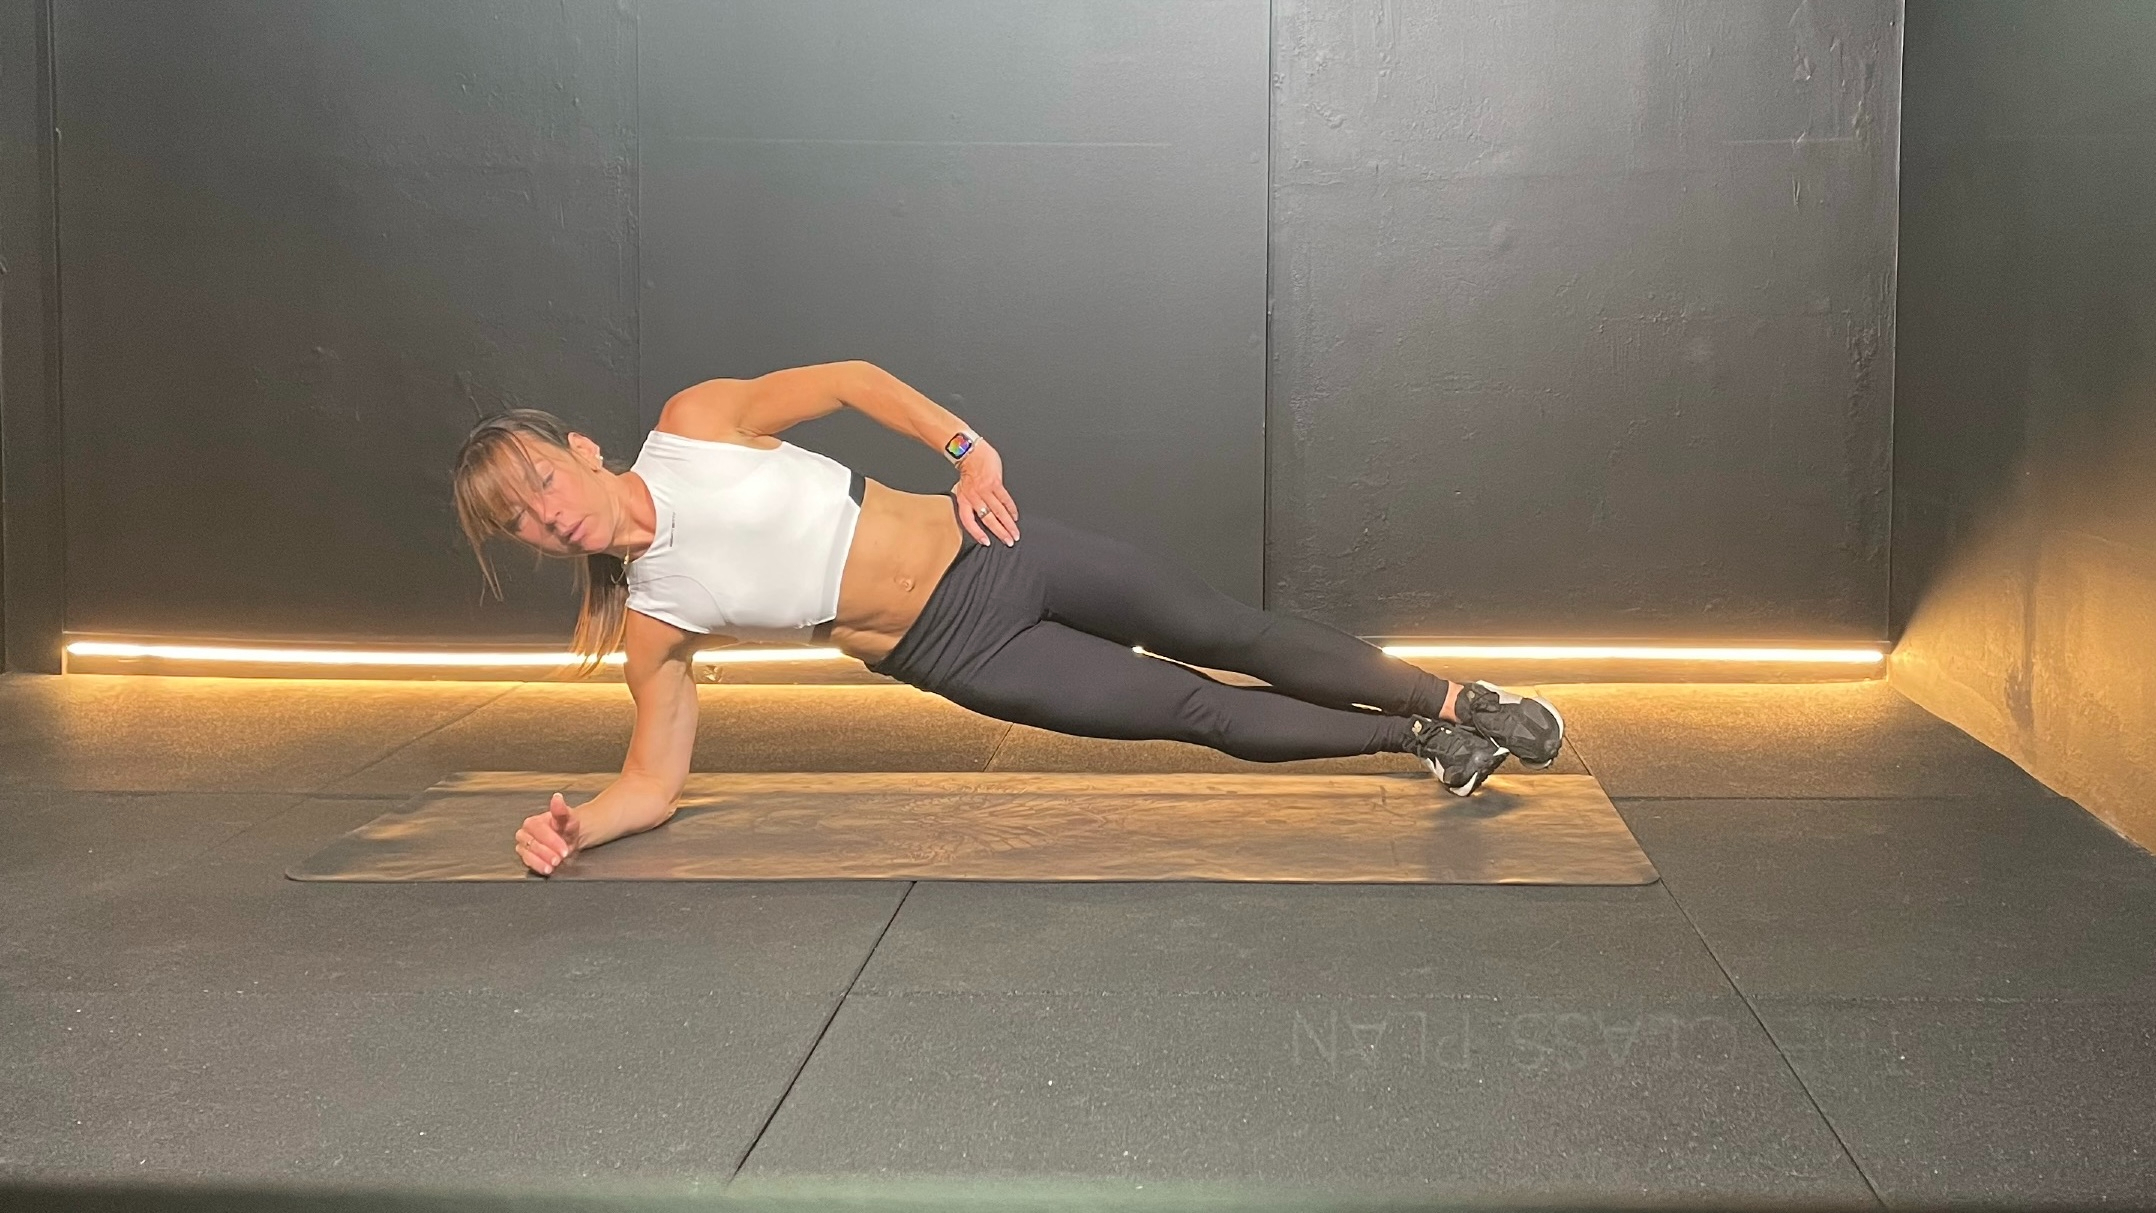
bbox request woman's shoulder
[652,381,781,450]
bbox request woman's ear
[566,431,605,470]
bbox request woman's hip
[864,506,1206,690]
[864,512,1046,691]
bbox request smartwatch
[942,429,979,464]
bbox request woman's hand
[952,440,1020,547]
[515,793,584,876]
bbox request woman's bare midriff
[825,478,967,666]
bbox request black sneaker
[1405,715,1509,797]
[1456,681,1565,769]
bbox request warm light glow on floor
[68,638,1885,671]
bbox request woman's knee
[943,671,1148,741]
[1174,681,1262,756]
[1157,605,1274,671]
[1218,608,1277,660]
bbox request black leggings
[864,498,1448,761]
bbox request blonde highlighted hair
[451,409,627,677]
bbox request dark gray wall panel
[1,0,64,671]
[43,0,1905,649]
[1270,0,1901,641]
[1889,1,2156,852]
[639,0,1269,603]
[1891,0,2156,635]
[56,0,636,643]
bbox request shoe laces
[1411,716,1475,757]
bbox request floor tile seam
[307,682,523,794]
[729,881,917,1183]
[111,789,319,875]
[1538,707,1600,780]
[977,722,1017,774]
[8,986,865,1002]
[0,787,310,800]
[197,784,431,868]
[31,987,2143,1008]
[0,785,364,797]
[836,988,1755,1002]
[1651,880,1886,1206]
[1609,792,2068,803]
[1732,992,2156,1008]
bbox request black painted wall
[1889,1,2156,850]
[8,0,1905,655]
[1270,0,1900,642]
[0,0,64,671]
[53,0,637,644]
[636,0,1268,602]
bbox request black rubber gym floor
[3,671,2152,1206]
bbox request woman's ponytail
[569,550,630,678]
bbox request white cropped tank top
[624,430,866,643]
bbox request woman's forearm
[571,772,678,849]
[842,361,973,453]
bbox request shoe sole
[1423,746,1510,796]
[1474,680,1565,771]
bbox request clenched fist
[515,793,583,876]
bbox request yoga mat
[289,771,1655,885]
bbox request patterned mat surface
[289,771,1657,884]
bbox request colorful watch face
[944,431,975,461]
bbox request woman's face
[500,433,614,558]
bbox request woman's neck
[609,470,660,562]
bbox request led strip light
[1380,643,1883,664]
[66,639,1884,668]
[64,641,839,666]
